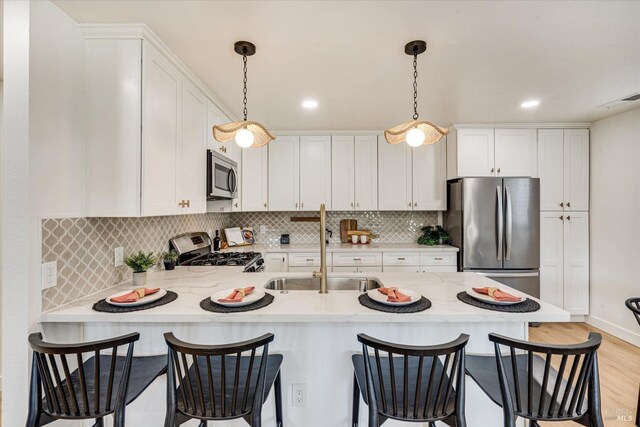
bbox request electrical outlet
[259,225,268,235]
[41,261,57,290]
[292,383,306,407]
[114,247,124,267]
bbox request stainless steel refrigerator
[444,177,540,297]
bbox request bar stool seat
[27,332,166,427]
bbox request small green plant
[160,250,179,263]
[124,251,157,273]
[417,225,451,246]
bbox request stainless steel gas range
[169,232,264,272]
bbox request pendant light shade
[384,40,448,147]
[213,41,275,148]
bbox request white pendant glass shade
[235,128,255,148]
[406,127,426,147]
[384,119,448,146]
[213,120,275,148]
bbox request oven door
[207,150,238,200]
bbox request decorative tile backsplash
[41,213,228,311]
[41,210,439,310]
[227,211,439,245]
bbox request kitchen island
[40,267,569,427]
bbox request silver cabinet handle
[295,202,298,208]
[306,258,314,262]
[357,202,360,208]
[496,186,503,261]
[301,203,304,208]
[434,257,443,261]
[353,258,362,261]
[397,257,406,261]
[351,202,354,207]
[505,185,513,261]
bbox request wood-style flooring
[529,322,639,426]
[1,323,636,426]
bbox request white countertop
[224,242,459,253]
[40,266,568,324]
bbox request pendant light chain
[242,48,248,121]
[412,49,419,120]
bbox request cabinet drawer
[383,252,420,266]
[384,265,421,273]
[288,252,332,267]
[332,252,382,266]
[419,253,456,266]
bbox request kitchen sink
[264,276,383,292]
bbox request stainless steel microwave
[207,150,238,200]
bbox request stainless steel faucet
[313,203,328,294]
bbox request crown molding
[79,24,238,121]
[449,123,592,129]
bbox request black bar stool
[466,332,604,427]
[352,333,469,427]
[26,332,167,426]
[625,297,640,427]
[163,332,283,427]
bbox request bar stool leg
[274,371,284,427]
[636,385,640,427]
[27,354,42,427]
[352,374,360,427]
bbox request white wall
[2,1,86,423]
[588,107,640,346]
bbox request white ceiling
[43,1,640,129]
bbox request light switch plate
[259,225,268,235]
[114,247,124,267]
[41,261,57,290]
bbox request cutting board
[340,219,357,243]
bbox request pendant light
[384,40,448,147]
[213,41,275,148]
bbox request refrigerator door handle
[496,186,503,261]
[474,271,539,278]
[505,185,513,261]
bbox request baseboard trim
[587,315,640,347]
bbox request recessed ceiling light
[521,100,540,109]
[302,99,318,109]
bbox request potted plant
[417,225,451,246]
[160,250,179,271]
[124,251,157,286]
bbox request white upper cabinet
[331,136,356,210]
[354,136,378,210]
[412,140,447,210]
[563,129,589,211]
[241,145,268,211]
[537,129,565,211]
[449,128,495,178]
[299,136,332,210]
[537,129,589,212]
[141,42,180,216]
[332,135,378,211]
[269,136,300,211]
[494,129,535,177]
[563,212,589,315]
[378,138,413,210]
[178,79,207,214]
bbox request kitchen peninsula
[40,267,569,427]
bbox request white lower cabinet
[382,251,457,273]
[540,212,589,315]
[264,253,289,273]
[332,253,382,268]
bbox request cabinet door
[178,79,206,214]
[537,130,565,211]
[332,136,355,210]
[141,42,180,216]
[563,212,589,315]
[354,135,378,210]
[563,130,589,211]
[264,253,289,273]
[269,136,300,210]
[384,266,421,273]
[539,212,564,308]
[299,136,332,210]
[412,139,447,210]
[456,128,495,177]
[494,129,535,177]
[241,146,268,211]
[378,137,413,210]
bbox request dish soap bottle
[213,230,221,251]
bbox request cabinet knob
[497,168,501,174]
[567,202,571,208]
[295,202,298,208]
[357,202,360,208]
[234,203,238,208]
[491,168,495,174]
[567,215,571,221]
[264,203,267,208]
[178,200,189,208]
[301,203,304,208]
[408,202,412,207]
[560,202,564,207]
[351,202,354,208]
[414,202,417,207]
[559,215,564,221]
